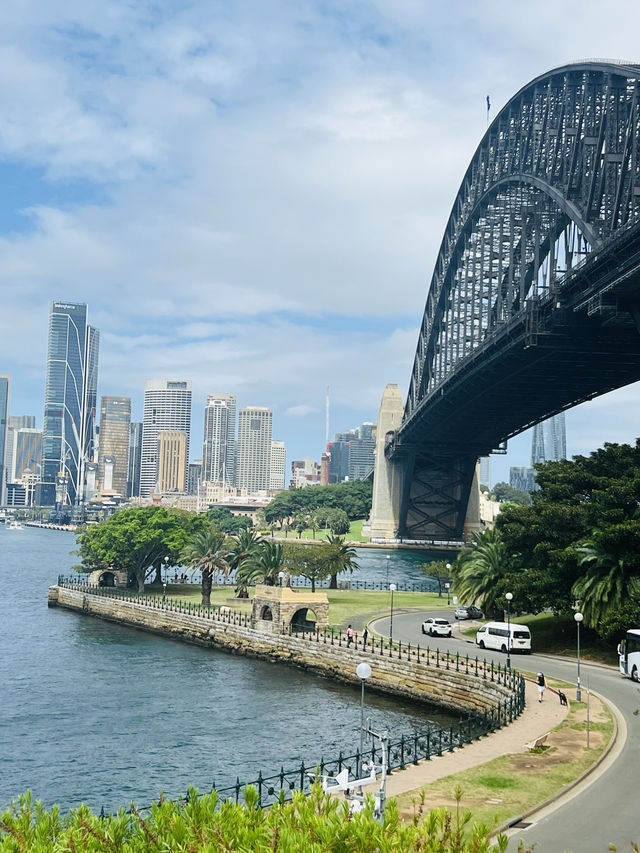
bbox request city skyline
[0,3,639,483]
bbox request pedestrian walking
[362,627,368,650]
[347,625,354,647]
[537,672,546,702]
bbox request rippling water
[0,526,453,813]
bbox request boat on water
[7,520,23,530]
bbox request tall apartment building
[8,428,42,483]
[128,422,143,498]
[0,376,9,506]
[510,466,536,493]
[42,302,99,508]
[140,380,192,496]
[531,413,567,465]
[157,430,187,492]
[236,406,272,493]
[187,460,203,495]
[98,396,131,496]
[328,422,375,483]
[270,440,286,491]
[202,394,236,488]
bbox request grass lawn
[460,612,618,665]
[140,583,448,630]
[273,519,368,542]
[395,686,613,830]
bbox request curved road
[373,610,638,852]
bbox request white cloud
[285,405,319,417]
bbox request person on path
[362,627,368,650]
[347,625,354,647]
[537,672,546,702]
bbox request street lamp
[389,584,396,646]
[445,563,452,605]
[575,611,583,701]
[163,555,169,583]
[505,592,513,669]
[356,662,372,777]
[385,555,390,586]
[278,571,285,587]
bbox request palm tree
[452,528,507,617]
[180,526,230,606]
[573,523,640,626]
[235,541,285,596]
[325,534,359,589]
[228,528,265,598]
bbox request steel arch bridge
[380,61,640,542]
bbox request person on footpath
[347,625,354,647]
[362,627,368,650]
[537,672,546,702]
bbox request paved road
[373,610,639,852]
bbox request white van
[475,621,531,654]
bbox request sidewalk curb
[493,689,623,837]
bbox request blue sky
[1,0,638,485]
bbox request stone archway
[260,605,273,621]
[251,586,329,633]
[290,607,317,633]
[88,569,128,588]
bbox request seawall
[48,584,523,717]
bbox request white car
[421,617,452,638]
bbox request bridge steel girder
[390,61,640,542]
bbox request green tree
[235,541,286,594]
[283,543,332,592]
[325,534,359,589]
[492,482,532,505]
[452,528,507,617]
[76,506,205,592]
[418,560,452,597]
[207,506,253,533]
[180,526,230,606]
[325,507,350,535]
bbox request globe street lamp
[386,554,391,586]
[505,592,513,669]
[445,563,452,605]
[575,611,583,701]
[389,584,397,646]
[278,571,285,587]
[356,661,372,776]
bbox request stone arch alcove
[88,569,128,588]
[251,585,329,634]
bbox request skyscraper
[128,422,143,498]
[236,406,272,493]
[157,430,187,492]
[0,376,9,506]
[140,379,192,496]
[270,440,286,491]
[202,394,236,488]
[8,429,42,483]
[42,302,99,509]
[98,396,131,496]
[531,413,567,465]
[328,422,375,483]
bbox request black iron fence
[56,578,526,815]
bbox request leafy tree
[263,479,373,525]
[325,507,350,535]
[180,526,230,606]
[207,506,253,533]
[451,528,507,617]
[282,543,332,592]
[492,482,532,505]
[418,560,452,597]
[235,541,286,594]
[325,534,359,589]
[76,506,206,592]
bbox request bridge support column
[363,384,406,540]
[463,462,483,539]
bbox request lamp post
[389,584,396,646]
[163,555,169,583]
[385,555,390,586]
[505,592,513,669]
[445,563,452,605]
[278,571,285,587]
[575,611,583,701]
[356,662,372,777]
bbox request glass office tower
[42,302,100,510]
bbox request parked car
[421,617,453,637]
[475,621,531,653]
[454,605,483,620]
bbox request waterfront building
[140,380,192,496]
[187,459,203,495]
[7,428,42,484]
[510,466,536,493]
[98,396,131,497]
[531,413,566,465]
[202,394,236,489]
[236,406,272,493]
[128,422,142,498]
[157,430,187,492]
[0,376,9,505]
[5,416,39,487]
[270,440,286,491]
[290,458,321,489]
[42,301,100,509]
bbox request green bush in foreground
[0,785,522,853]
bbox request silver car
[421,617,452,637]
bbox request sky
[1,0,639,486]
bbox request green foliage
[282,542,333,592]
[76,506,208,592]
[206,506,253,533]
[452,528,507,617]
[492,482,532,505]
[235,541,285,591]
[180,525,230,606]
[325,507,350,535]
[325,534,360,589]
[264,480,373,525]
[418,560,452,597]
[0,786,519,852]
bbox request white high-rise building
[140,379,192,496]
[202,394,236,488]
[531,413,567,465]
[270,440,286,491]
[236,406,272,493]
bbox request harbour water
[0,525,453,813]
